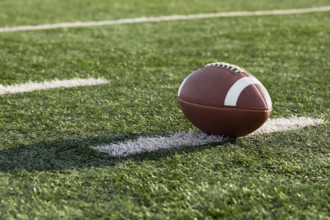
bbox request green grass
[0,0,329,27]
[0,0,330,219]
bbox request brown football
[177,62,272,137]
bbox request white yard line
[0,78,110,95]
[92,117,325,157]
[1,6,330,32]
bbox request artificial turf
[0,0,329,219]
[0,0,329,27]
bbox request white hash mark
[91,117,325,157]
[0,78,110,95]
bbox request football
[177,62,272,137]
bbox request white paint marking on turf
[0,78,110,95]
[250,117,324,135]
[91,117,324,157]
[1,6,330,32]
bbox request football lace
[205,62,245,73]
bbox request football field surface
[0,0,329,219]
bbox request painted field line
[1,6,330,33]
[0,78,110,95]
[92,117,324,157]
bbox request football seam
[178,96,271,111]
